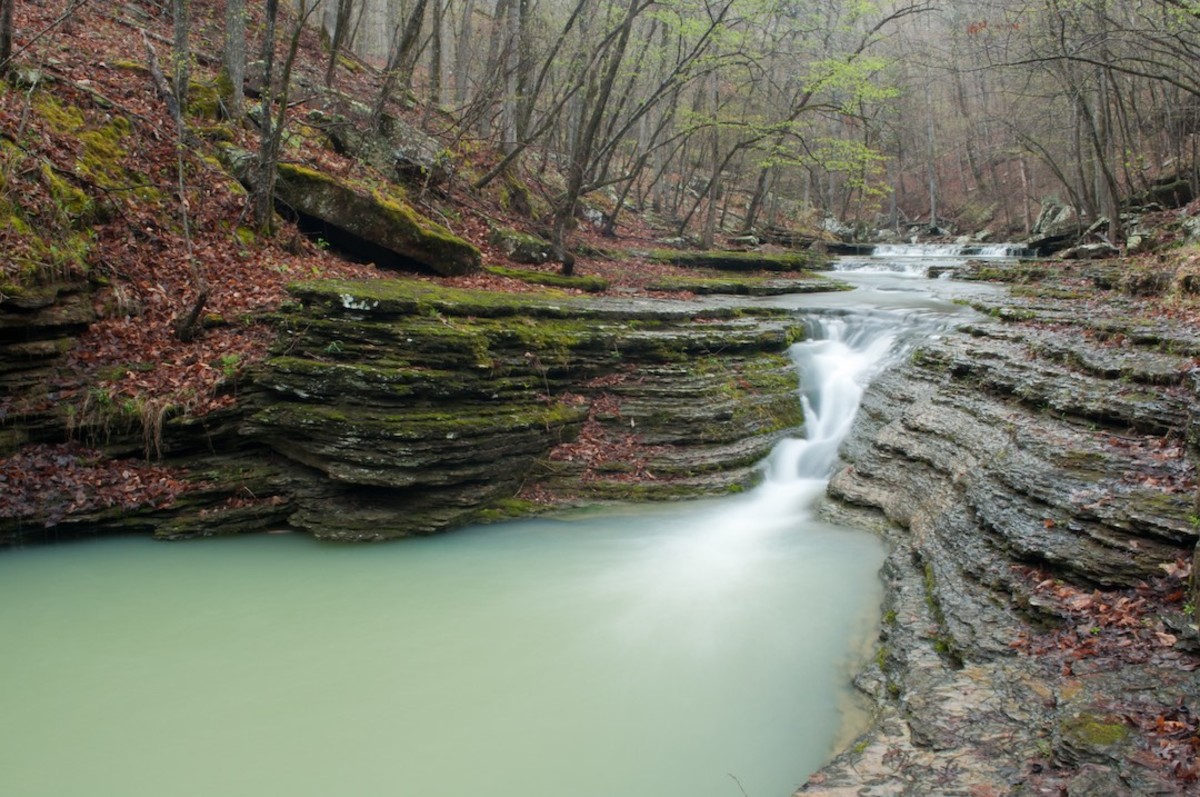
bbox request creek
[0,248,1008,797]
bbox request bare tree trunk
[1070,96,1096,218]
[924,82,938,229]
[500,0,522,154]
[223,0,246,118]
[0,0,15,69]
[700,76,720,249]
[428,0,443,106]
[253,0,281,231]
[372,0,430,132]
[453,0,476,107]
[1018,156,1032,235]
[742,163,773,233]
[478,0,511,139]
[171,0,190,125]
[1092,66,1122,241]
[324,0,354,87]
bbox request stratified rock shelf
[803,262,1200,796]
[242,279,808,540]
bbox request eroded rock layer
[804,266,1200,795]
[242,279,807,540]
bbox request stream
[0,246,1008,797]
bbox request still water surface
[0,515,884,797]
[0,256,1000,797]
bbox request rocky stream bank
[803,260,1200,795]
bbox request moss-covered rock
[485,265,608,293]
[272,163,481,276]
[216,147,480,276]
[645,248,833,272]
[240,279,807,538]
[645,273,852,295]
[489,227,552,264]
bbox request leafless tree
[0,0,15,69]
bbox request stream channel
[0,246,1010,797]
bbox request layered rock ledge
[1,277,814,544]
[802,262,1200,795]
[244,279,807,540]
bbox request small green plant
[219,353,241,380]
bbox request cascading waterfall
[833,242,1031,276]
[768,317,898,482]
[616,314,901,633]
[871,242,1029,258]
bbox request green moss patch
[646,273,852,295]
[486,265,608,293]
[273,162,481,276]
[1059,713,1131,751]
[34,92,147,198]
[289,277,572,318]
[646,248,832,272]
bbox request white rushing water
[833,241,1030,276]
[768,318,898,483]
[0,274,965,797]
[871,242,1029,258]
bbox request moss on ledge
[287,277,791,323]
[645,248,832,272]
[273,162,481,276]
[645,273,852,295]
[485,265,609,293]
[288,277,577,318]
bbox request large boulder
[273,163,481,276]
[489,226,552,264]
[1060,241,1119,260]
[1027,198,1082,254]
[219,147,480,276]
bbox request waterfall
[764,317,898,484]
[602,313,899,646]
[829,242,1028,277]
[871,242,1029,258]
[753,316,897,492]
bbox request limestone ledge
[802,271,1200,796]
[242,279,808,541]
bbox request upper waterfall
[870,242,1030,258]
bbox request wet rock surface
[802,262,1200,795]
